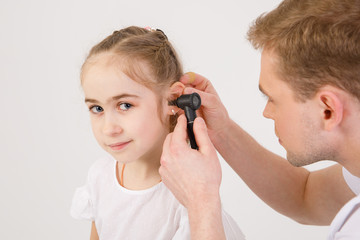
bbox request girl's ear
[317,89,344,131]
[166,82,185,115]
[169,82,186,98]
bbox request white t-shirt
[328,194,360,240]
[327,168,360,239]
[71,157,245,240]
[343,167,360,195]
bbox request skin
[160,115,225,240]
[81,52,185,239]
[90,221,99,240]
[159,48,358,238]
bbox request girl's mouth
[108,141,132,151]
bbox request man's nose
[262,102,273,119]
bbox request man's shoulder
[336,195,360,238]
[329,195,360,239]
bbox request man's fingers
[161,115,188,169]
[179,72,197,85]
[179,72,207,86]
[171,114,189,149]
[161,131,173,162]
[193,117,215,155]
[180,72,217,94]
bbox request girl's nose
[102,112,123,136]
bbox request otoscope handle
[187,121,198,150]
[174,93,201,150]
[184,106,197,122]
[184,106,198,150]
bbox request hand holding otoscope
[171,93,201,149]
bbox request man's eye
[90,105,104,113]
[119,103,132,111]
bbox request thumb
[171,114,189,149]
[193,117,215,154]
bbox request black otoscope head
[175,92,201,111]
[173,93,201,149]
[174,93,201,122]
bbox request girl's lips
[108,141,131,151]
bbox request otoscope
[173,93,202,150]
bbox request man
[159,0,360,239]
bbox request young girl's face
[81,53,171,164]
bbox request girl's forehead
[82,51,171,100]
[84,52,155,83]
[82,64,164,103]
[83,66,144,92]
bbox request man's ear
[166,82,185,115]
[317,88,344,131]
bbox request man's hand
[159,114,225,240]
[159,114,221,208]
[180,72,230,143]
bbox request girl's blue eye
[119,103,132,111]
[90,105,103,113]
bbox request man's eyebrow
[85,94,140,104]
[84,98,98,104]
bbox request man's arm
[187,195,225,240]
[160,115,226,240]
[181,72,355,225]
[215,119,355,225]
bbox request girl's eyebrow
[112,94,139,101]
[85,94,140,104]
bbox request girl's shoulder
[87,155,115,182]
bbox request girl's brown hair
[248,0,360,102]
[81,26,183,131]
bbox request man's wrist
[187,191,222,214]
[187,193,225,240]
[211,118,236,152]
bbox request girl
[71,26,245,240]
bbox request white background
[0,0,333,239]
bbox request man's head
[248,0,360,102]
[259,49,340,167]
[249,0,360,168]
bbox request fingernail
[186,72,196,84]
[196,117,205,125]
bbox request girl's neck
[116,155,162,190]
